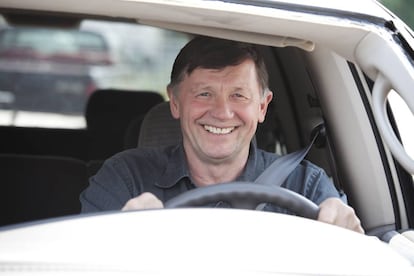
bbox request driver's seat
[135,102,182,148]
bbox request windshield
[0,18,190,129]
[0,28,109,59]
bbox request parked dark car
[0,27,112,113]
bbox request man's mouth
[203,125,235,135]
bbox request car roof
[219,0,391,17]
[0,0,395,62]
[0,0,391,17]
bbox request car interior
[0,6,413,249]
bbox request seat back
[0,126,88,161]
[136,101,182,148]
[85,89,164,160]
[0,154,88,226]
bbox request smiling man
[169,58,271,185]
[80,36,364,233]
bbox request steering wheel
[164,182,320,220]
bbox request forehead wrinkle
[187,64,256,93]
[191,82,248,94]
[190,82,214,92]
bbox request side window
[0,19,189,129]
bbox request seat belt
[254,130,319,187]
[253,131,319,211]
[254,125,348,207]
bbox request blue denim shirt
[80,143,340,213]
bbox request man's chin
[196,140,246,162]
[202,149,239,163]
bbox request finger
[317,199,338,225]
[122,192,164,211]
[318,207,337,225]
[345,210,365,234]
[318,198,365,234]
[338,204,365,234]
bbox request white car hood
[0,209,412,275]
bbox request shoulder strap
[254,132,319,187]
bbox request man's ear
[167,85,180,119]
[258,90,273,123]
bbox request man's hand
[121,192,164,211]
[318,197,364,234]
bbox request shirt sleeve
[79,157,135,213]
[305,167,340,205]
[262,160,341,215]
[283,160,340,205]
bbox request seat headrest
[137,102,182,148]
[85,89,164,130]
[85,89,164,159]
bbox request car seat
[85,89,164,160]
[133,101,182,148]
[0,154,89,226]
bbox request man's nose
[210,97,234,119]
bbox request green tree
[380,0,414,29]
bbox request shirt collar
[155,141,263,189]
[236,141,264,182]
[155,143,190,189]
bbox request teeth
[204,125,234,134]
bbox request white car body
[0,209,413,275]
[0,0,413,275]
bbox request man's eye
[232,93,247,99]
[197,92,211,97]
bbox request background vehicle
[0,18,188,128]
[0,27,111,113]
[0,0,413,275]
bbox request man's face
[168,59,273,164]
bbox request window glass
[0,19,190,129]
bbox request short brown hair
[169,36,269,93]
